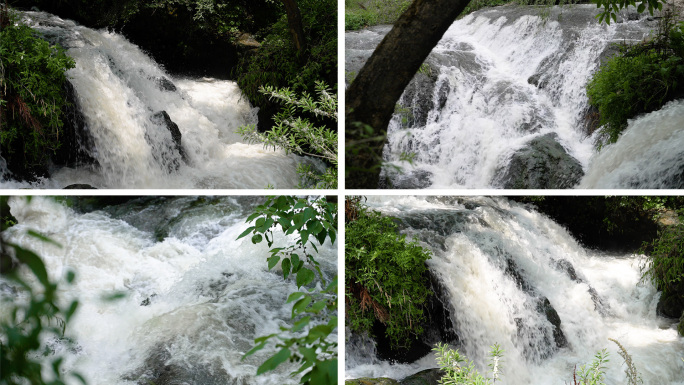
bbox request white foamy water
[346,196,684,385]
[1,196,337,384]
[580,100,684,189]
[0,12,315,189]
[346,5,660,188]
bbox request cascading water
[346,196,684,384]
[345,5,671,189]
[0,196,337,384]
[0,12,316,189]
[580,100,684,188]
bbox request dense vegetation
[345,197,434,351]
[587,11,684,146]
[0,6,75,180]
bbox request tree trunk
[345,0,471,188]
[281,0,307,54]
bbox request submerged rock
[495,133,584,189]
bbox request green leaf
[251,233,263,244]
[291,253,301,273]
[237,226,255,240]
[246,212,261,223]
[27,230,61,247]
[243,341,268,359]
[292,316,311,332]
[637,3,646,12]
[296,268,314,288]
[292,295,312,317]
[282,257,291,279]
[286,291,306,303]
[256,348,291,375]
[267,254,280,270]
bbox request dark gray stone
[400,368,444,385]
[495,133,584,189]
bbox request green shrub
[640,222,684,297]
[0,7,75,174]
[235,0,337,107]
[587,15,684,147]
[433,342,503,384]
[345,202,433,350]
[237,82,338,189]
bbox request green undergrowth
[345,197,433,350]
[236,0,337,107]
[344,0,412,30]
[0,6,75,175]
[587,12,684,147]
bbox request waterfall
[346,5,663,189]
[0,12,315,189]
[1,196,337,384]
[346,196,684,385]
[580,100,684,189]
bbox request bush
[0,6,75,178]
[235,0,336,107]
[640,222,684,297]
[433,342,503,384]
[587,14,684,147]
[345,201,433,350]
[237,82,338,189]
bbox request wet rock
[380,168,433,189]
[153,76,177,92]
[657,292,684,319]
[236,32,260,49]
[504,258,567,353]
[140,294,158,306]
[553,258,610,315]
[150,110,188,170]
[345,378,400,385]
[52,80,99,169]
[536,297,567,349]
[63,184,96,189]
[495,133,584,189]
[399,368,444,385]
[127,347,238,385]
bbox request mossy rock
[399,368,444,385]
[679,311,684,337]
[345,378,400,385]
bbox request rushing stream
[346,196,684,384]
[346,5,684,189]
[0,12,315,189]
[0,196,337,384]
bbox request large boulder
[495,133,584,189]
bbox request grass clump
[587,13,684,147]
